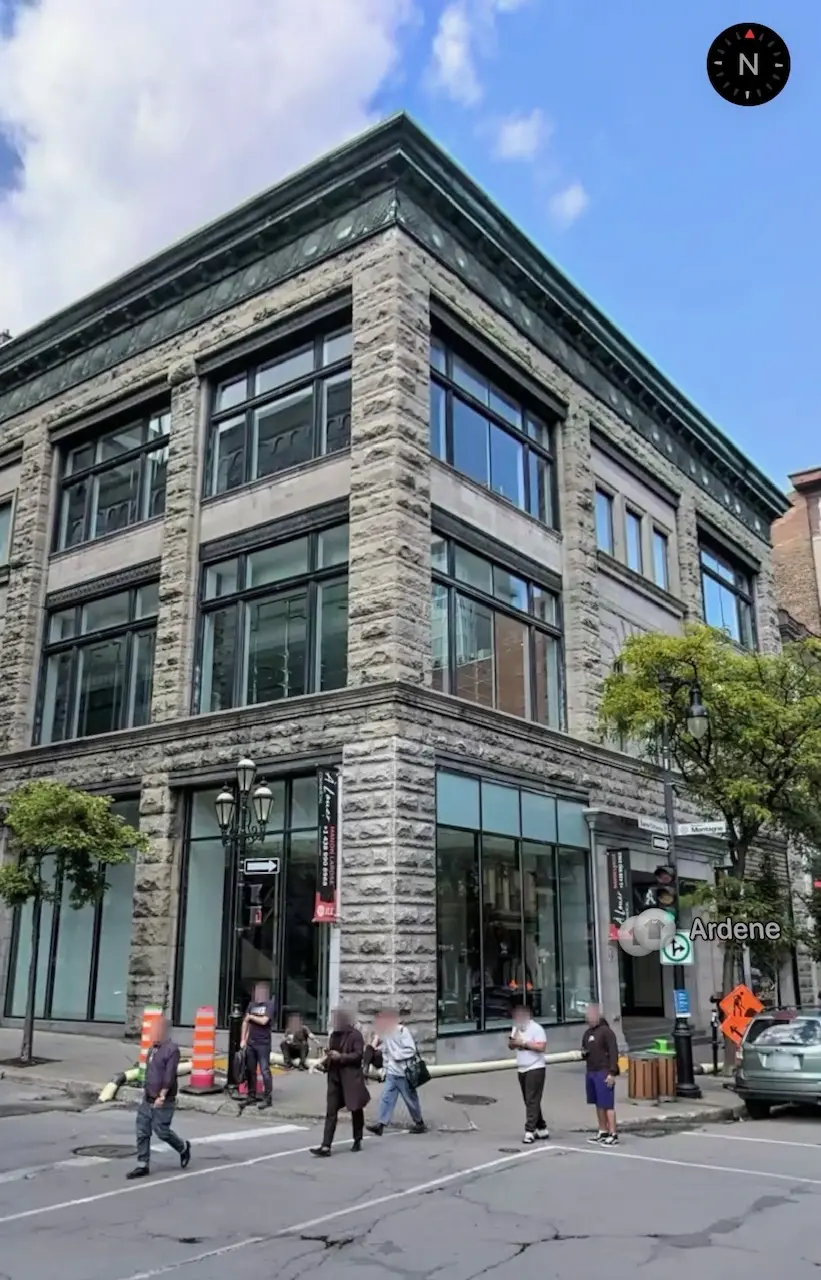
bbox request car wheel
[744,1099,772,1120]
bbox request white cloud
[428,3,482,106]
[492,108,549,160]
[0,0,413,335]
[428,0,529,106]
[548,181,589,229]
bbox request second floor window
[56,412,170,551]
[38,584,159,745]
[0,496,12,566]
[206,323,352,497]
[431,534,564,729]
[430,336,558,529]
[195,523,349,713]
[700,544,755,648]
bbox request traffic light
[651,864,677,920]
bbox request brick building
[0,115,791,1056]
[772,469,821,637]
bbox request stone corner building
[0,115,794,1057]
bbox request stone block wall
[340,734,436,1047]
[348,232,432,687]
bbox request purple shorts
[585,1069,615,1109]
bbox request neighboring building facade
[772,469,821,637]
[0,115,789,1057]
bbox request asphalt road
[3,1080,821,1278]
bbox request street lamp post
[659,679,709,1101]
[214,758,274,1092]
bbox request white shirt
[512,1020,546,1072]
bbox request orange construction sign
[718,983,763,1045]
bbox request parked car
[734,1008,821,1119]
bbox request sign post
[606,848,631,941]
[718,983,763,1045]
[660,932,694,966]
[313,767,339,924]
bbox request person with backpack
[366,1006,427,1136]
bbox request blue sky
[0,1,817,491]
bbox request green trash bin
[647,1039,676,1097]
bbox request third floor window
[206,322,352,497]
[430,335,558,529]
[56,412,170,551]
[700,543,755,649]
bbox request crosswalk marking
[0,1123,308,1185]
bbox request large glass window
[206,322,352,496]
[430,335,558,528]
[4,799,139,1024]
[195,524,348,713]
[700,544,755,649]
[595,489,614,554]
[37,584,159,745]
[56,411,170,551]
[0,496,12,566]
[435,771,594,1033]
[176,777,326,1027]
[431,534,564,728]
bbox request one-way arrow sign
[243,857,280,876]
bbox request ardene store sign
[690,917,782,942]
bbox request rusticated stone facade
[0,117,789,1051]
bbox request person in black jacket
[126,1016,191,1179]
[581,1003,620,1146]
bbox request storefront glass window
[558,847,596,1020]
[176,776,327,1029]
[5,799,139,1024]
[436,828,480,1032]
[482,835,522,1028]
[435,770,594,1034]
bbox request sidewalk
[0,1026,742,1133]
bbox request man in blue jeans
[126,1016,191,1179]
[366,1008,426,1135]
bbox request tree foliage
[0,780,147,910]
[0,781,148,1064]
[599,625,821,879]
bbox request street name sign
[660,931,694,966]
[243,857,280,876]
[676,821,727,837]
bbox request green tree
[0,781,147,1064]
[600,624,821,1002]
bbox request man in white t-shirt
[509,1000,549,1144]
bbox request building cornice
[0,114,786,535]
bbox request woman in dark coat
[311,1007,370,1156]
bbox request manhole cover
[444,1094,496,1107]
[73,1144,134,1159]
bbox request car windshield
[747,1018,821,1047]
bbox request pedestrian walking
[582,1002,619,1145]
[509,999,549,1144]
[126,1016,191,1180]
[240,980,275,1110]
[279,1012,313,1069]
[311,1007,370,1157]
[366,1007,426,1136]
[363,1028,385,1080]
